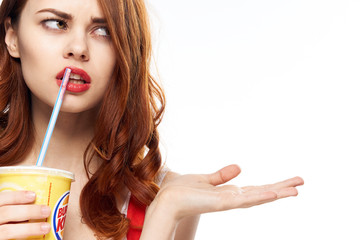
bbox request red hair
[0,0,32,166]
[0,0,165,239]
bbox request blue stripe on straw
[36,68,71,167]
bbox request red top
[126,196,146,240]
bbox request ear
[4,18,20,58]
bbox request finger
[206,165,241,186]
[237,191,278,208]
[241,176,304,193]
[0,191,36,206]
[0,205,51,224]
[237,186,299,208]
[272,187,299,199]
[236,187,299,210]
[269,177,304,189]
[0,222,50,240]
[216,190,278,211]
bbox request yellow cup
[0,166,75,240]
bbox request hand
[154,165,304,220]
[0,191,51,240]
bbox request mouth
[56,67,91,93]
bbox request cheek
[100,44,116,69]
[17,41,44,88]
[16,33,64,106]
[95,46,117,84]
[18,35,60,80]
[18,26,55,61]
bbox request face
[6,0,116,113]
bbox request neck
[29,95,98,173]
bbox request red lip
[56,66,91,93]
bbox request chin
[60,103,100,115]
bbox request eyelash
[41,18,110,39]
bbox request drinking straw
[36,68,72,167]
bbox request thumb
[206,164,241,186]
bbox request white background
[2,0,358,239]
[148,0,360,239]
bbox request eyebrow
[36,8,107,24]
[91,17,106,24]
[36,8,73,20]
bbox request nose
[63,30,89,61]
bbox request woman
[0,0,304,239]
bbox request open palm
[156,165,304,219]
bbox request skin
[0,0,304,239]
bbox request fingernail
[41,223,50,233]
[41,205,51,216]
[25,191,36,200]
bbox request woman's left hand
[140,165,304,240]
[157,164,303,219]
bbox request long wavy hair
[0,0,165,239]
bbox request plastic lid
[0,166,75,181]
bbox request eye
[42,19,68,30]
[93,27,110,38]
